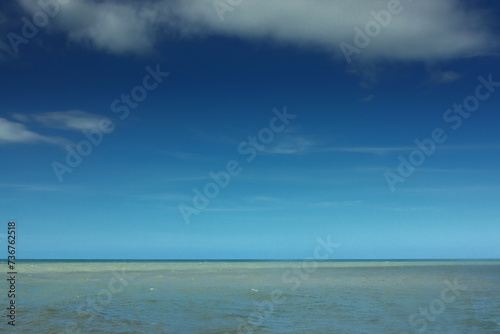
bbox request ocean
[3,260,500,333]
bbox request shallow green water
[2,260,500,333]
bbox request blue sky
[1,0,499,259]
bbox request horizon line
[8,258,500,262]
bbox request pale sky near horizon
[1,0,499,259]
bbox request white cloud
[16,0,499,61]
[320,145,415,155]
[244,195,284,203]
[10,113,30,122]
[0,183,67,192]
[0,117,64,145]
[265,135,316,155]
[311,200,362,207]
[2,110,106,146]
[170,0,497,62]
[134,193,192,202]
[428,70,461,84]
[18,0,159,55]
[361,94,375,102]
[401,185,500,194]
[14,110,103,131]
[320,144,500,155]
[210,197,363,211]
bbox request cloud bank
[15,0,498,62]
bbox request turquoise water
[2,260,500,333]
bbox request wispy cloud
[311,200,363,208]
[356,166,487,174]
[204,207,274,213]
[428,70,461,84]
[243,196,363,209]
[2,110,106,146]
[347,64,384,88]
[162,150,220,161]
[417,168,482,173]
[354,166,389,173]
[264,135,316,155]
[381,205,442,212]
[0,117,66,146]
[0,183,71,192]
[361,94,375,103]
[244,196,286,203]
[245,135,500,157]
[134,193,192,202]
[401,184,500,194]
[320,146,415,155]
[320,144,500,155]
[162,176,212,182]
[14,110,103,131]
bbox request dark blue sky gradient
[1,0,499,259]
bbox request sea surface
[2,260,500,333]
